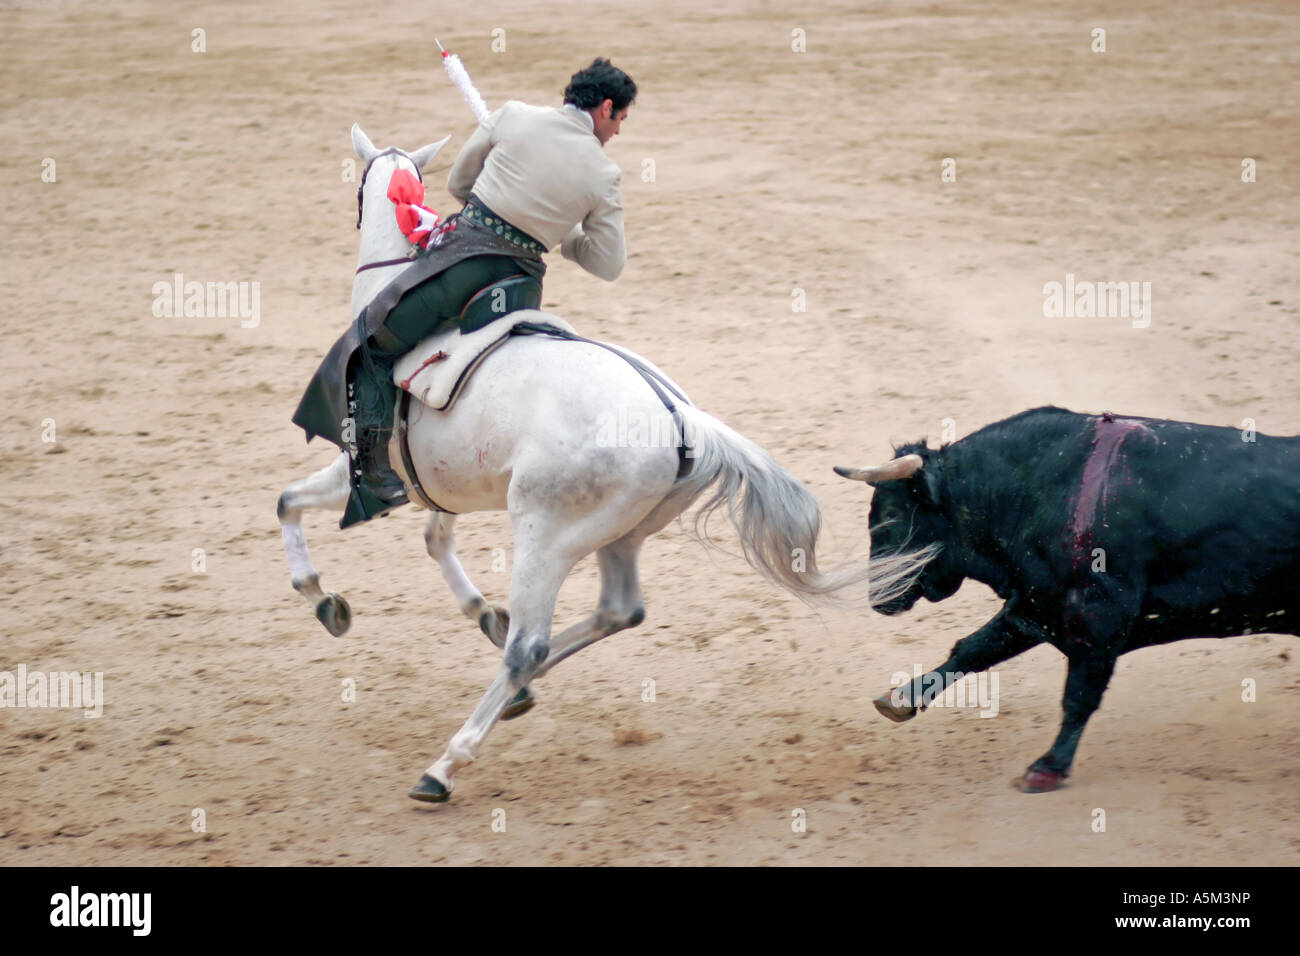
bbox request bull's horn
[833,454,924,484]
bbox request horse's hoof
[501,685,535,721]
[408,773,451,803]
[315,593,352,637]
[873,692,918,723]
[1014,768,1066,793]
[479,605,509,649]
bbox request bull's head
[834,444,959,614]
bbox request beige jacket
[447,100,626,281]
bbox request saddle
[388,305,693,516]
[391,307,575,412]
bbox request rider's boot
[339,360,409,530]
[339,426,409,529]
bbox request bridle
[356,147,421,229]
[355,147,424,274]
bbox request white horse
[276,125,928,802]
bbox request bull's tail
[671,404,937,609]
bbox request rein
[356,254,417,274]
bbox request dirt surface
[2,0,1298,866]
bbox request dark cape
[291,214,546,448]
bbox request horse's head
[351,123,451,234]
[349,125,452,314]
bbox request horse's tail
[671,404,938,609]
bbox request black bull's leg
[875,588,1139,793]
[874,597,1047,720]
[1016,650,1118,792]
[1016,585,1136,792]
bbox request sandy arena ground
[1,0,1298,865]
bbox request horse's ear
[351,124,379,163]
[409,135,452,172]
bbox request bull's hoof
[315,593,352,637]
[873,692,918,723]
[479,606,510,649]
[1014,768,1066,793]
[501,685,535,721]
[408,773,451,803]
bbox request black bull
[836,406,1299,792]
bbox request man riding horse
[292,58,636,527]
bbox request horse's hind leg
[534,484,693,676]
[409,535,579,802]
[277,451,353,636]
[408,480,686,802]
[532,535,647,679]
[423,512,509,648]
[478,534,646,725]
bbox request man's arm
[446,103,506,203]
[560,170,626,282]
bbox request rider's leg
[339,348,408,528]
[381,254,525,348]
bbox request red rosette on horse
[386,167,439,248]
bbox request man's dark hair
[563,58,637,112]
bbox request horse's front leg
[423,512,509,647]
[277,451,353,635]
[423,511,534,719]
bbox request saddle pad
[391,309,575,412]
